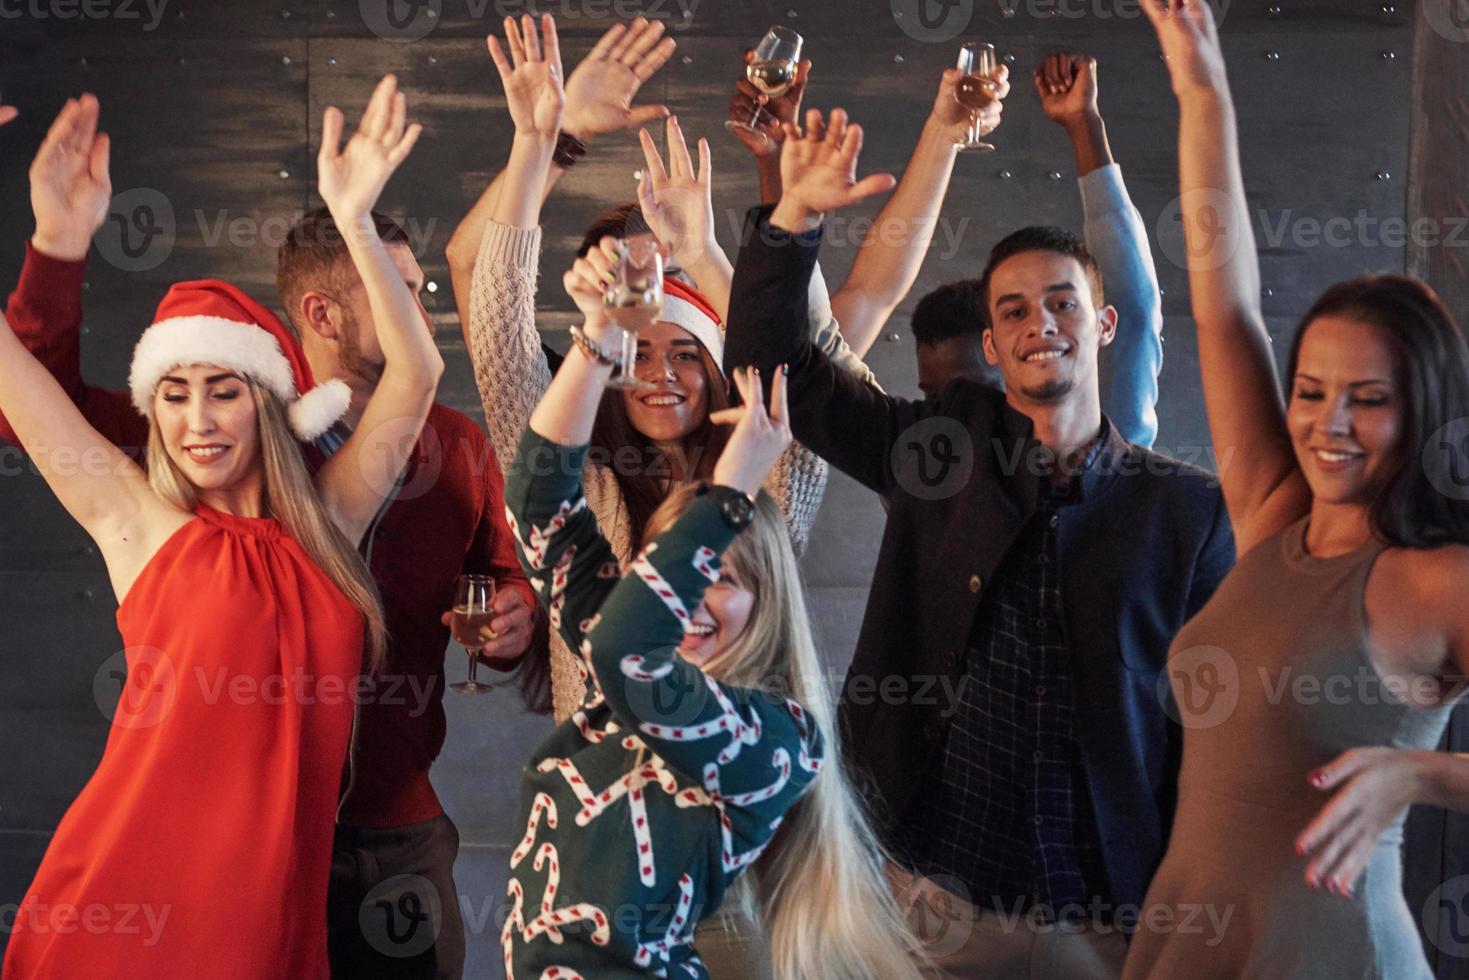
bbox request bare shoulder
[1366,543,1469,683]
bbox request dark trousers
[327,813,466,979]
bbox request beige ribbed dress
[1124,518,1459,980]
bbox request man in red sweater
[3,95,538,979]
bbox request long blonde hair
[145,379,388,673]
[645,487,923,980]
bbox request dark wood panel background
[0,2,1464,977]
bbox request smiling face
[153,364,263,497]
[981,250,1116,407]
[621,320,711,445]
[677,563,756,667]
[1287,315,1406,506]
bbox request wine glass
[725,25,803,144]
[603,237,663,391]
[450,574,498,694]
[954,42,999,153]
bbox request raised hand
[562,18,676,143]
[30,95,111,262]
[487,14,564,139]
[772,108,896,230]
[931,63,1009,144]
[318,75,423,223]
[637,117,715,270]
[726,51,812,159]
[1141,0,1229,96]
[1035,53,1097,128]
[710,366,792,497]
[563,235,619,335]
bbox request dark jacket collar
[992,399,1132,508]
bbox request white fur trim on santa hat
[129,315,349,441]
[288,379,352,442]
[659,294,725,367]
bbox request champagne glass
[725,26,803,144]
[603,237,663,391]
[954,42,999,153]
[450,574,498,694]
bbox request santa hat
[128,279,351,442]
[660,277,724,367]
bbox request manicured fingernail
[782,363,790,376]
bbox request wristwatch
[698,482,756,532]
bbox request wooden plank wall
[0,2,1460,976]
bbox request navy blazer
[723,206,1236,912]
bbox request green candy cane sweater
[502,431,825,979]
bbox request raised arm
[830,65,1009,357]
[1,96,145,453]
[637,117,733,321]
[313,75,443,544]
[457,15,563,471]
[1037,52,1164,448]
[445,16,676,319]
[1145,0,1308,552]
[723,109,940,498]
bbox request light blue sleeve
[1082,163,1163,448]
[807,260,883,393]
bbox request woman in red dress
[0,76,441,979]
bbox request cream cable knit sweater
[467,221,875,721]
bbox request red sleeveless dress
[2,505,362,979]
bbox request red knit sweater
[2,242,538,828]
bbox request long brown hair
[146,379,388,673]
[1287,274,1469,548]
[589,342,733,537]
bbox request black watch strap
[698,482,756,532]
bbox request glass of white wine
[603,237,663,391]
[955,42,999,153]
[725,25,803,144]
[450,574,498,694]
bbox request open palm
[637,116,715,268]
[30,94,112,258]
[487,14,564,139]
[562,18,675,140]
[778,108,896,216]
[318,74,422,221]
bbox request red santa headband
[128,279,351,442]
[660,277,723,366]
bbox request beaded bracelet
[569,324,617,367]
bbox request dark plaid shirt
[902,446,1111,922]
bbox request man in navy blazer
[723,114,1234,979]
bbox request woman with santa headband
[450,14,882,724]
[0,76,441,978]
